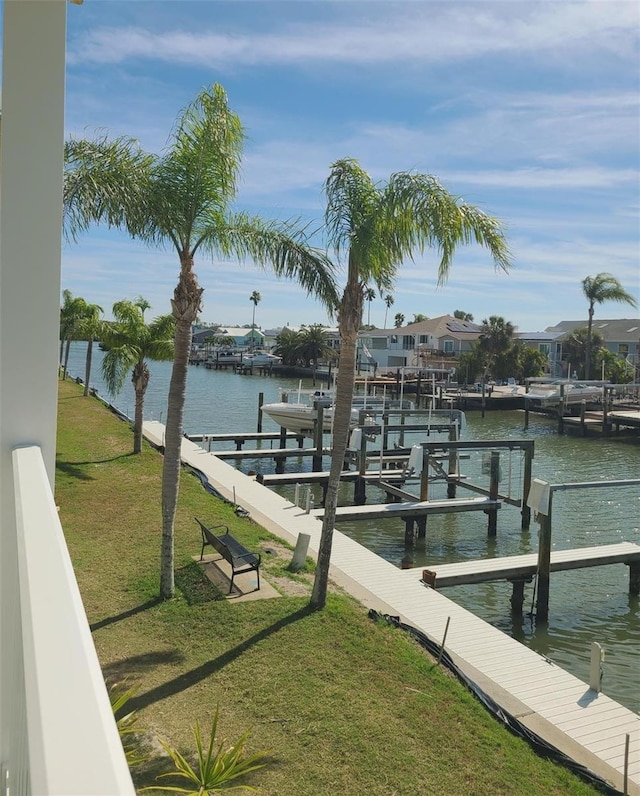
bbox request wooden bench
[195,518,261,593]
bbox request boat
[525,379,604,407]
[242,351,282,366]
[260,387,414,436]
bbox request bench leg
[228,571,235,594]
[256,567,260,591]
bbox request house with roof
[545,318,640,376]
[192,325,265,349]
[361,315,483,370]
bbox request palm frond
[153,84,244,247]
[383,172,512,282]
[324,158,379,257]
[196,213,341,314]
[63,134,155,242]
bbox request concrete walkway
[144,421,639,794]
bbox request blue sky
[61,1,639,332]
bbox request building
[362,315,482,370]
[546,318,640,366]
[192,325,265,349]
[0,3,135,792]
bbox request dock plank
[412,542,640,587]
[311,496,500,522]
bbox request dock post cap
[527,478,550,515]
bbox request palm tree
[453,309,474,322]
[78,301,103,396]
[59,289,89,380]
[581,273,637,379]
[64,84,338,599]
[310,158,511,609]
[273,327,301,366]
[478,315,515,381]
[297,325,334,368]
[249,290,261,349]
[394,313,405,328]
[383,294,394,328]
[101,298,175,454]
[364,287,376,327]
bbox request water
[66,344,640,713]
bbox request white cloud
[68,2,639,69]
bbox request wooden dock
[257,470,409,486]
[310,495,500,522]
[187,431,302,451]
[413,542,640,606]
[142,420,640,794]
[212,446,332,460]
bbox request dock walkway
[143,420,639,795]
[413,542,640,587]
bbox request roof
[365,315,482,340]
[546,319,640,342]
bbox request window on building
[539,343,550,356]
[402,335,415,349]
[443,340,454,353]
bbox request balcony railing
[8,445,134,795]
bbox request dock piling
[589,642,604,692]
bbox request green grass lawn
[56,378,601,795]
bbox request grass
[56,378,601,795]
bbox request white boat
[525,379,604,407]
[260,388,414,436]
[243,351,282,366]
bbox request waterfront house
[0,3,135,792]
[361,315,482,371]
[192,324,266,350]
[546,318,640,377]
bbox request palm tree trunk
[160,256,203,599]
[84,336,93,396]
[585,304,594,380]
[132,361,150,455]
[63,337,71,380]
[311,267,362,609]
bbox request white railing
[9,445,134,795]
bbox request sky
[60,0,639,332]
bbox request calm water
[66,344,640,713]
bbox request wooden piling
[312,402,325,472]
[447,422,458,499]
[510,579,526,614]
[629,561,640,595]
[487,451,500,536]
[521,445,533,530]
[536,510,552,622]
[257,392,264,432]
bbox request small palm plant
[109,680,146,766]
[151,707,268,794]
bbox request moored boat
[260,387,414,436]
[525,379,605,407]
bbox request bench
[195,518,261,593]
